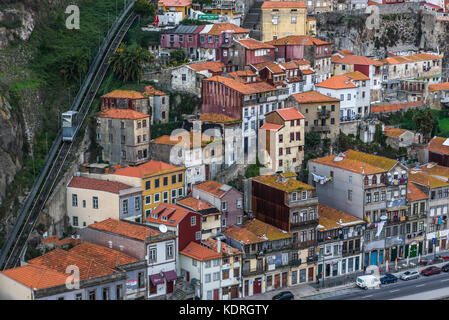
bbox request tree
[59,48,89,83]
[413,109,434,139]
[109,43,154,82]
[134,0,156,18]
[374,123,386,146]
[170,49,187,64]
[196,0,213,10]
[305,131,321,151]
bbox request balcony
[307,255,318,264]
[258,97,267,103]
[293,240,316,249]
[287,196,318,207]
[311,125,330,133]
[242,267,264,277]
[289,259,302,267]
[317,110,331,119]
[387,177,408,186]
[290,218,319,230]
[342,249,361,257]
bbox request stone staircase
[169,280,195,300]
[242,1,264,40]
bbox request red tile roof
[426,136,449,155]
[344,71,370,81]
[145,203,194,226]
[223,224,265,244]
[67,176,133,194]
[43,235,81,247]
[260,122,283,131]
[316,75,357,89]
[188,61,225,73]
[267,35,330,46]
[68,242,138,268]
[383,126,408,138]
[207,23,249,35]
[114,160,183,178]
[193,180,231,198]
[261,1,307,9]
[88,218,160,241]
[331,55,383,66]
[144,85,166,96]
[370,101,425,113]
[1,264,68,290]
[236,38,275,50]
[428,82,449,92]
[253,174,314,192]
[199,113,241,124]
[292,91,340,104]
[176,196,217,212]
[180,241,221,261]
[101,90,146,99]
[407,182,428,201]
[276,107,305,120]
[203,238,241,256]
[318,204,364,231]
[151,132,214,148]
[95,109,150,120]
[204,76,276,95]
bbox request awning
[150,273,164,286]
[163,270,178,282]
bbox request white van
[356,275,381,290]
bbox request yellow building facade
[261,1,308,42]
[158,0,192,20]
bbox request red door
[166,281,173,294]
[253,278,262,294]
[213,289,219,300]
[186,271,190,282]
[244,280,249,296]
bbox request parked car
[400,270,419,280]
[434,255,449,262]
[380,273,398,284]
[421,266,442,276]
[418,259,432,266]
[442,263,449,272]
[272,291,294,300]
[356,275,381,289]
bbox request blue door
[364,253,369,267]
[370,251,378,265]
[379,250,384,264]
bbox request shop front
[404,234,425,258]
[385,236,405,262]
[364,239,385,267]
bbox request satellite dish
[380,216,387,221]
[159,225,168,233]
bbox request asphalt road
[326,271,449,300]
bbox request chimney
[217,239,221,253]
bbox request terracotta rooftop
[188,61,225,73]
[193,180,233,198]
[275,107,305,120]
[316,74,357,89]
[199,113,241,124]
[95,109,150,120]
[88,218,160,241]
[317,204,364,232]
[176,196,218,213]
[101,90,146,99]
[207,23,249,35]
[144,85,166,96]
[1,264,68,290]
[151,132,214,149]
[267,35,330,46]
[290,59,311,66]
[292,90,340,104]
[236,38,275,50]
[344,71,370,81]
[203,238,241,256]
[43,235,81,247]
[408,168,449,189]
[383,126,408,138]
[426,136,449,155]
[310,150,398,175]
[260,122,283,131]
[419,163,449,179]
[337,50,354,56]
[204,76,276,95]
[145,203,194,226]
[301,69,315,75]
[428,82,449,92]
[253,174,314,192]
[180,241,221,261]
[223,225,265,244]
[370,101,425,113]
[67,176,133,194]
[407,182,428,201]
[380,52,442,65]
[331,55,383,66]
[159,0,192,7]
[244,219,291,241]
[114,160,183,178]
[262,1,307,9]
[280,61,298,70]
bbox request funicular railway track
[0,5,137,270]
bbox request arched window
[364,176,369,186]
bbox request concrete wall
[0,273,32,300]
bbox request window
[123,199,128,213]
[75,293,82,300]
[192,259,197,267]
[213,271,220,281]
[145,180,151,190]
[205,274,211,283]
[148,247,157,263]
[138,272,145,288]
[279,134,283,143]
[73,216,78,227]
[348,190,352,201]
[163,177,168,187]
[178,173,183,183]
[116,285,123,300]
[155,178,160,189]
[154,193,160,203]
[102,287,110,300]
[223,269,230,280]
[163,191,169,203]
[93,196,99,209]
[195,231,201,240]
[222,202,227,211]
[88,290,96,300]
[72,194,78,207]
[191,216,196,226]
[135,197,140,210]
[236,199,242,208]
[366,193,371,204]
[145,195,151,205]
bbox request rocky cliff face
[0,8,35,49]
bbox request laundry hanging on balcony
[375,221,386,238]
[312,172,332,184]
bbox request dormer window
[162,216,168,221]
[292,192,298,201]
[301,191,307,200]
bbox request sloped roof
[95,109,149,120]
[252,174,314,192]
[244,219,292,241]
[159,0,192,7]
[144,85,166,96]
[176,196,218,213]
[370,101,425,113]
[408,169,449,188]
[276,107,305,120]
[1,264,68,290]
[331,55,383,66]
[316,75,357,89]
[262,1,306,9]
[207,23,249,35]
[426,136,449,155]
[383,127,408,138]
[204,76,276,94]
[188,61,225,73]
[203,238,241,256]
[344,71,370,81]
[236,38,275,50]
[145,203,194,226]
[88,218,160,241]
[180,241,221,261]
[199,113,241,124]
[101,90,145,99]
[292,90,340,104]
[151,132,214,149]
[260,122,283,131]
[67,176,133,194]
[114,160,183,178]
[407,182,428,201]
[194,180,233,198]
[317,204,364,232]
[267,35,330,46]
[428,82,449,92]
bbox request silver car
[400,270,419,280]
